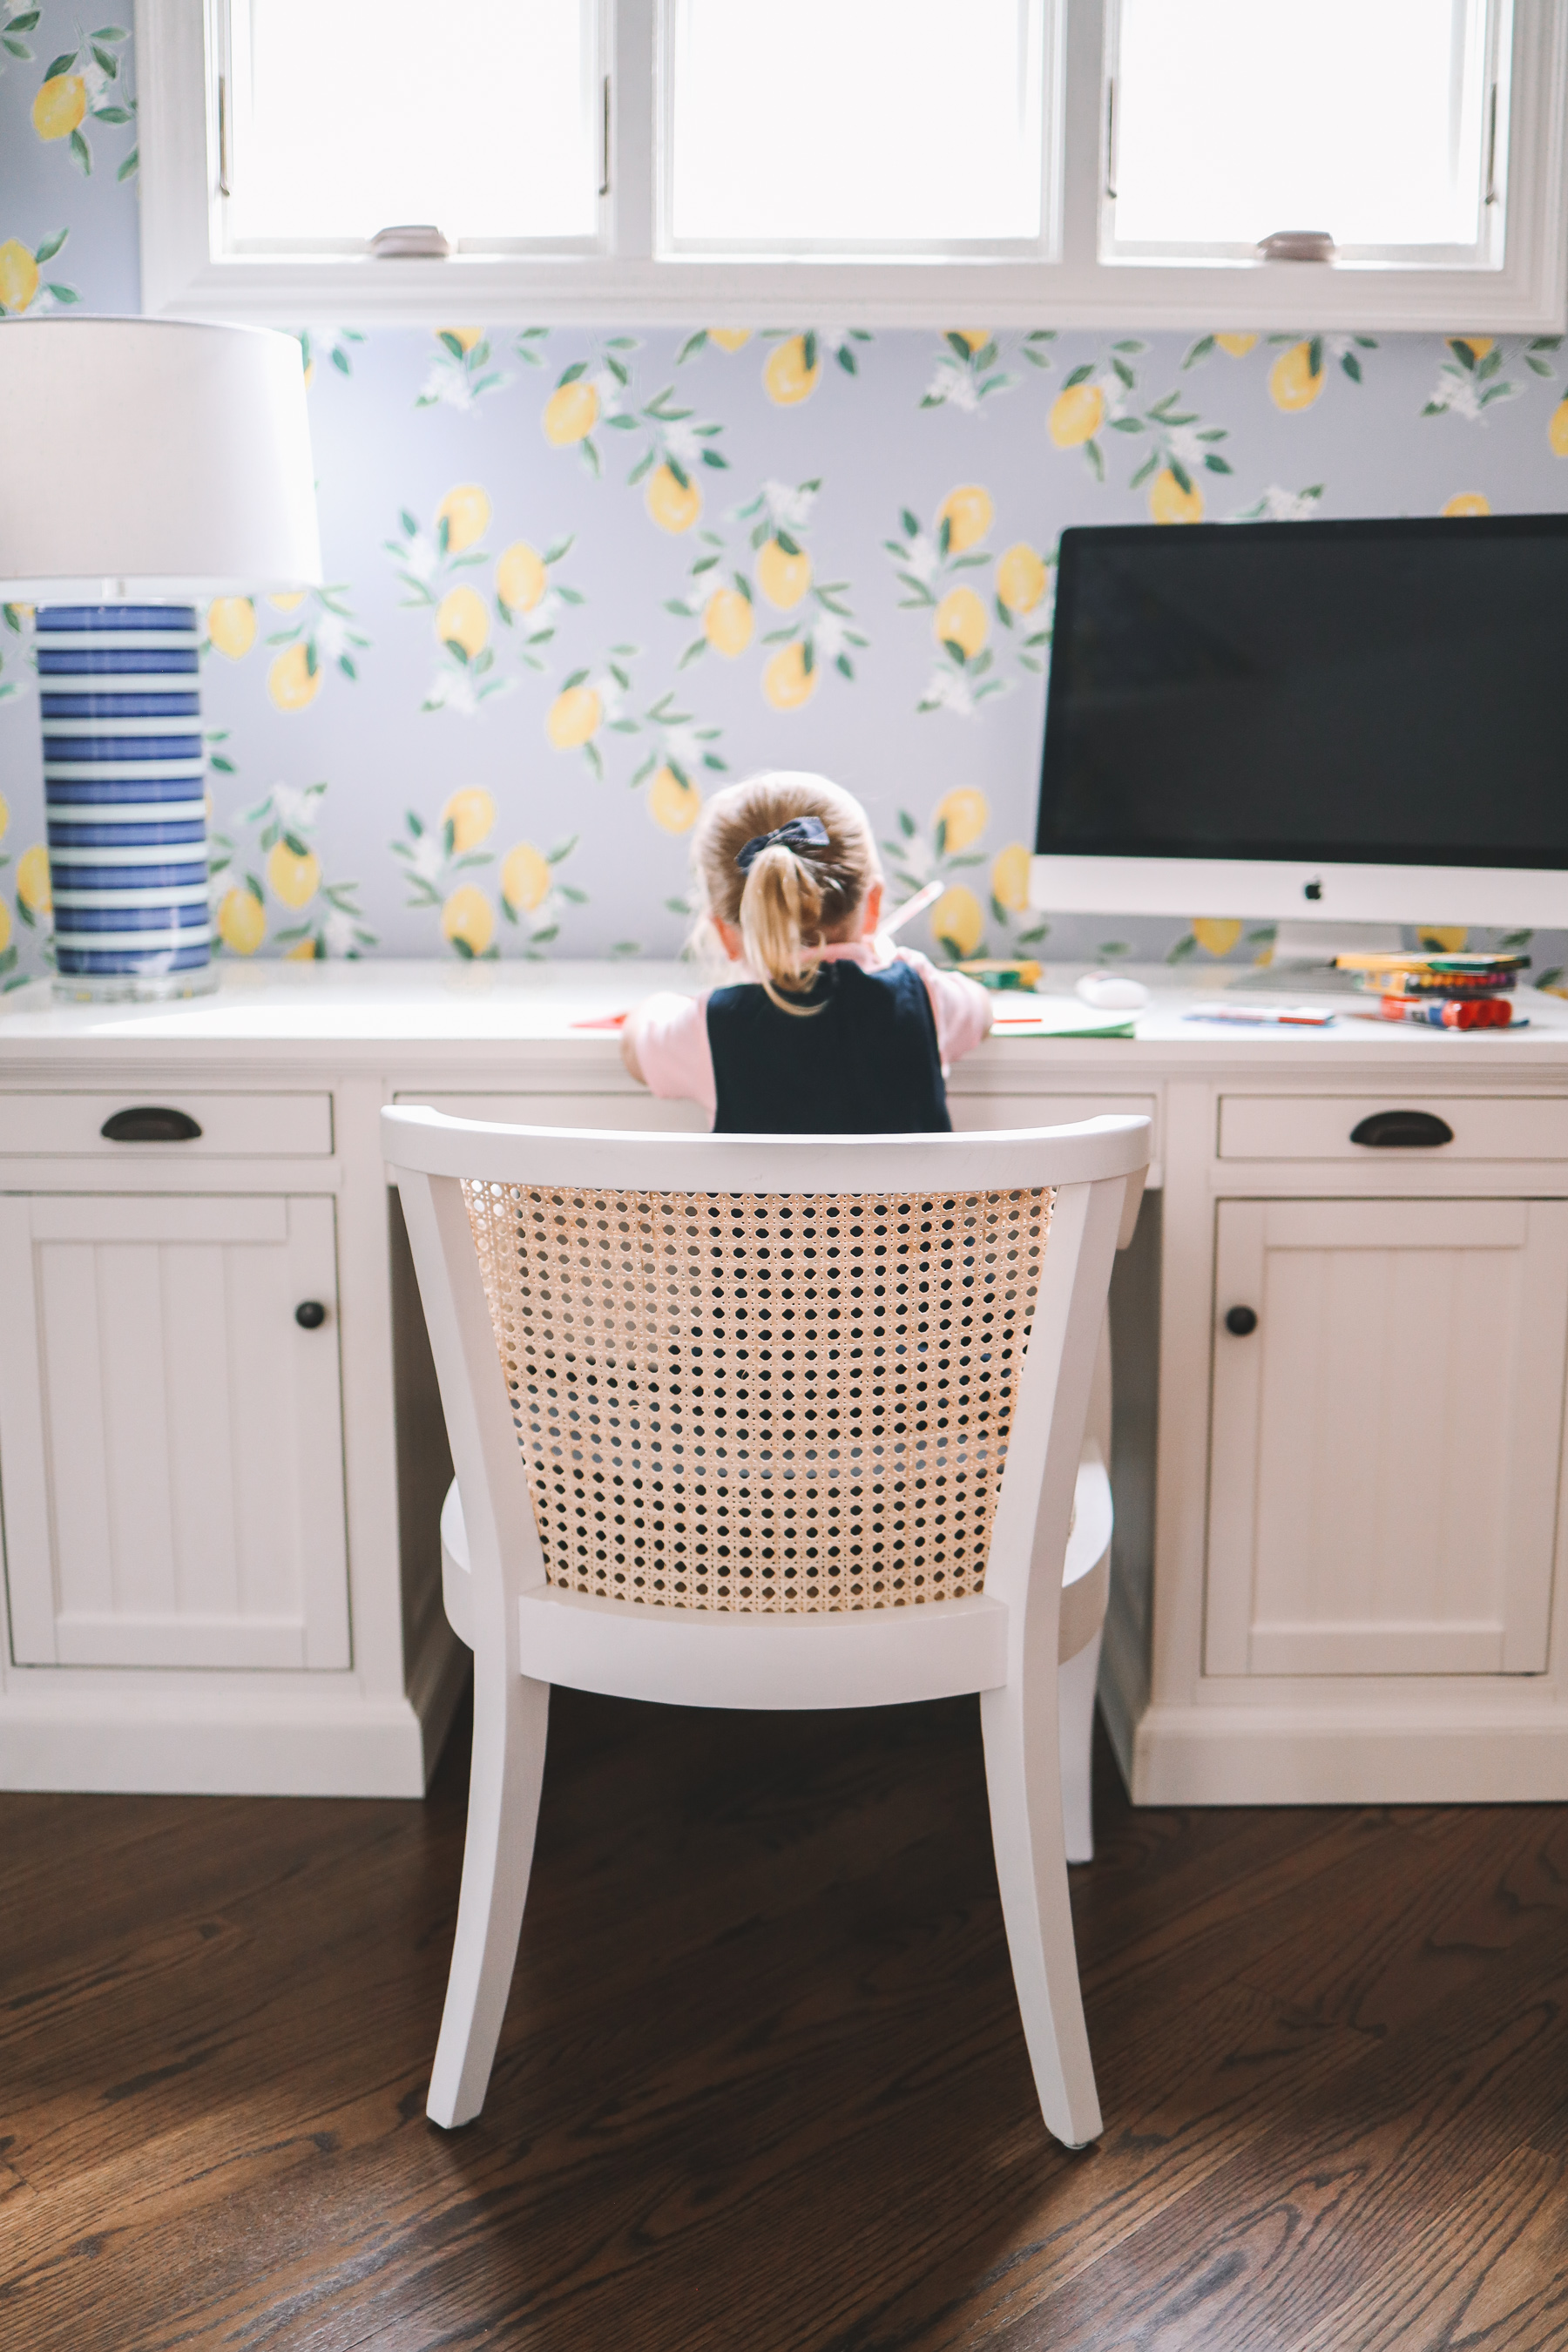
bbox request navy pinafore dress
[706,957,950,1134]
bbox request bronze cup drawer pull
[1349,1109,1455,1150]
[99,1105,204,1144]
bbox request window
[137,0,1568,330]
[1107,0,1504,267]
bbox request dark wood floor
[5,1688,1568,2352]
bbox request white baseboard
[1131,1701,1568,1805]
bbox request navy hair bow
[734,814,829,873]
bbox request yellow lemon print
[948,330,990,354]
[284,936,319,962]
[440,327,483,354]
[547,683,601,749]
[1443,493,1491,517]
[1049,382,1105,449]
[495,541,546,613]
[1419,925,1470,952]
[436,585,490,658]
[0,239,40,314]
[1150,469,1204,525]
[443,885,493,956]
[217,886,266,955]
[206,597,256,659]
[991,842,1032,915]
[0,787,9,841]
[934,585,989,659]
[436,483,490,554]
[934,787,989,853]
[703,586,754,657]
[267,640,321,713]
[268,589,307,612]
[442,787,496,853]
[1192,917,1243,957]
[648,765,702,835]
[709,328,751,352]
[996,544,1046,615]
[0,901,10,955]
[936,485,994,554]
[764,335,821,406]
[756,538,812,611]
[501,841,551,913]
[645,463,701,534]
[1214,333,1259,358]
[1449,336,1493,362]
[17,844,49,915]
[544,379,598,445]
[931,885,984,960]
[1269,341,1324,412]
[32,74,85,141]
[267,840,321,909]
[762,640,817,712]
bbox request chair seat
[437,1447,1111,1711]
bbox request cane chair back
[462,1175,1052,1615]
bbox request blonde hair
[689,772,880,1017]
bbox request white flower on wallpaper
[887,488,1048,718]
[1422,335,1560,423]
[211,780,376,962]
[1234,483,1325,522]
[919,328,1055,413]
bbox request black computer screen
[1036,516,1568,869]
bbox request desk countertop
[3,959,1568,1076]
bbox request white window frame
[137,0,1568,330]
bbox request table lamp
[0,318,321,999]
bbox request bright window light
[666,0,1047,248]
[226,0,601,247]
[1112,0,1497,254]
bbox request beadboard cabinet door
[0,1193,350,1671]
[1206,1197,1568,1678]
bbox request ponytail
[740,841,828,1017]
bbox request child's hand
[620,1009,647,1085]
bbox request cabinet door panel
[1206,1197,1568,1677]
[0,1193,350,1672]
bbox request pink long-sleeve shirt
[627,939,993,1125]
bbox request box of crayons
[1333,950,1529,1030]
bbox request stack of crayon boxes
[1333,950,1529,1028]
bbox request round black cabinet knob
[1225,1305,1259,1337]
[294,1300,328,1330]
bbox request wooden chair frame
[383,1108,1149,2149]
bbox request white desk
[4,958,1568,1804]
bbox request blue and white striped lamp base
[38,603,216,1001]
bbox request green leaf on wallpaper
[94,104,130,123]
[1341,353,1362,383]
[836,345,858,375]
[677,331,708,363]
[91,44,118,74]
[46,284,79,303]
[3,37,32,58]
[68,127,91,173]
[700,447,728,469]
[802,333,818,373]
[437,330,465,359]
[116,147,139,181]
[43,47,77,75]
[1129,452,1157,489]
[32,227,67,263]
[1307,336,1324,378]
[1112,358,1135,389]
[1062,362,1094,389]
[558,361,588,385]
[562,668,589,692]
[1183,335,1215,368]
[1203,454,1233,475]
[9,11,42,30]
[91,24,128,39]
[1109,416,1143,433]
[625,448,653,486]
[1086,440,1105,482]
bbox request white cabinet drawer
[0,1092,334,1158]
[1218,1094,1568,1161]
[395,1091,710,1132]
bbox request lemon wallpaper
[4,17,1568,987]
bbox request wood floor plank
[3,1696,1566,2352]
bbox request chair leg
[1058,1626,1104,1866]
[427,1663,551,2128]
[981,1666,1104,2148]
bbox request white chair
[383,1108,1149,2150]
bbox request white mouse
[1076,970,1150,1011]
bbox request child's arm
[898,949,993,1071]
[620,991,717,1117]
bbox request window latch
[368,225,450,259]
[1258,230,1336,263]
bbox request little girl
[622,771,992,1132]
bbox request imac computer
[1032,516,1568,969]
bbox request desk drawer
[0,1092,334,1158]
[1218,1094,1568,1162]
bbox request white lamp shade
[0,317,322,598]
